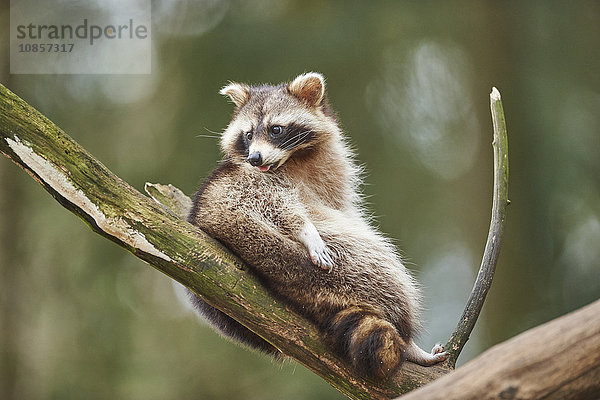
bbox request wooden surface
[401,299,600,400]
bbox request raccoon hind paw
[405,341,448,366]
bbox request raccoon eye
[245,131,253,141]
[270,125,283,135]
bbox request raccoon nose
[247,151,263,166]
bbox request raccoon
[187,72,447,380]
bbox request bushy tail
[326,305,408,380]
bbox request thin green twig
[444,87,510,367]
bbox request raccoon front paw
[309,245,334,271]
[299,222,334,271]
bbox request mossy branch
[0,83,509,398]
[0,83,449,399]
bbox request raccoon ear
[287,72,325,107]
[220,82,250,107]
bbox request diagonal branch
[0,82,509,398]
[0,83,449,399]
[444,87,510,367]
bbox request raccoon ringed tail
[326,305,408,380]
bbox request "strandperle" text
[15,19,148,45]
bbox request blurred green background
[1,1,599,399]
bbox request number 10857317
[18,43,74,53]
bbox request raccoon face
[219,72,337,172]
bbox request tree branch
[0,84,449,398]
[144,182,192,218]
[0,82,511,398]
[444,87,510,367]
[400,299,600,400]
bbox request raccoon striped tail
[326,305,409,380]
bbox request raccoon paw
[428,344,448,364]
[406,341,448,366]
[299,222,334,271]
[309,246,334,271]
[431,344,446,356]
